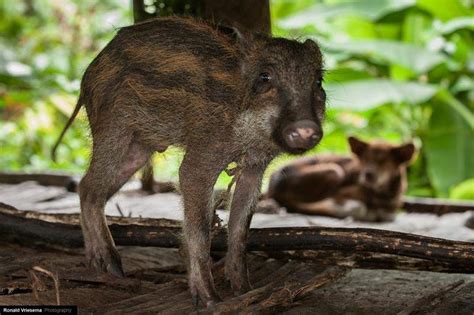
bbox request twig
[205,266,347,314]
[257,266,348,310]
[32,266,61,305]
[116,203,125,217]
[29,270,46,302]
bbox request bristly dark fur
[52,16,326,306]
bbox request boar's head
[238,33,326,154]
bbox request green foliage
[1,0,130,171]
[450,179,474,200]
[0,0,473,198]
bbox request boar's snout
[282,120,321,153]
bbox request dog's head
[348,136,415,195]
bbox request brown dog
[268,136,415,222]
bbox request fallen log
[403,196,474,215]
[267,250,474,274]
[0,172,79,192]
[1,204,473,273]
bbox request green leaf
[279,0,416,29]
[417,0,473,21]
[450,178,474,200]
[270,0,316,19]
[438,16,474,34]
[324,68,373,83]
[320,39,446,74]
[326,79,438,110]
[424,102,474,197]
[435,89,474,129]
[326,79,474,127]
[402,9,433,45]
[332,15,377,39]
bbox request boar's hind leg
[79,132,151,277]
[226,163,267,295]
[179,150,228,307]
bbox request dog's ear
[391,142,415,164]
[348,136,369,156]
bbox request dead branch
[266,250,474,274]
[0,172,78,192]
[32,266,61,305]
[205,266,348,314]
[403,196,474,215]
[29,270,46,302]
[256,266,348,310]
[1,204,473,274]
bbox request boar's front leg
[179,150,228,307]
[226,163,267,295]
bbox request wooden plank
[397,280,465,315]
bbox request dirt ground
[0,181,473,314]
[1,242,474,314]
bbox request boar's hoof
[190,287,221,308]
[225,266,252,295]
[230,278,252,296]
[191,292,199,307]
[86,246,124,277]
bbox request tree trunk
[132,0,271,31]
[201,0,271,33]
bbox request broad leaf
[326,79,438,110]
[450,178,474,200]
[438,16,474,34]
[326,79,474,128]
[417,0,473,21]
[320,39,446,74]
[424,102,474,197]
[279,0,416,29]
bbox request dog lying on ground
[267,136,415,222]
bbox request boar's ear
[217,24,253,53]
[304,39,319,52]
[391,142,416,164]
[234,28,254,54]
[304,39,322,59]
[348,136,368,156]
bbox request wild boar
[52,16,326,306]
[268,136,415,222]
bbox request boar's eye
[253,72,273,94]
[259,72,272,82]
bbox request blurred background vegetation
[0,0,473,199]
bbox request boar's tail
[51,92,84,162]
